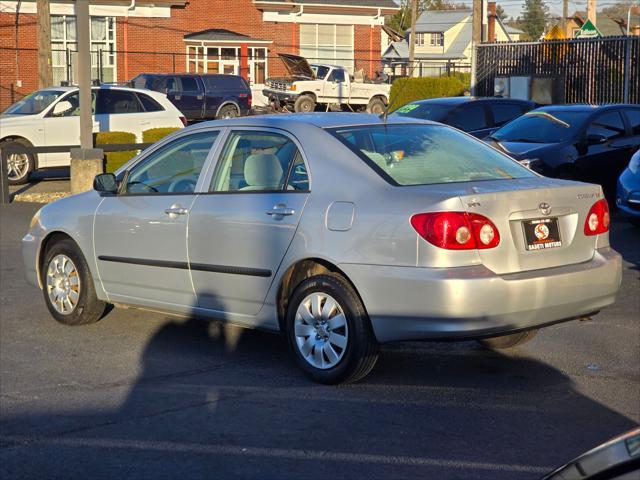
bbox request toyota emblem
[539,202,551,215]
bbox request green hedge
[143,127,181,144]
[96,131,137,173]
[389,76,466,112]
[448,71,471,90]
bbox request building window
[299,24,354,73]
[429,33,444,46]
[415,33,425,46]
[51,15,116,86]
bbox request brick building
[0,0,398,109]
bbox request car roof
[411,96,532,106]
[534,104,637,112]
[194,112,430,130]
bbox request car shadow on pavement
[1,294,637,480]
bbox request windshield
[310,65,330,80]
[391,103,452,122]
[3,90,66,115]
[330,124,535,186]
[491,110,591,143]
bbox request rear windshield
[492,110,591,143]
[330,124,535,186]
[390,103,452,122]
[203,75,248,90]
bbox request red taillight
[410,212,500,250]
[248,93,252,108]
[179,116,188,127]
[583,199,610,236]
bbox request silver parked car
[22,113,622,384]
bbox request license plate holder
[523,217,562,251]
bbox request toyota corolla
[22,113,622,384]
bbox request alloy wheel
[294,292,349,369]
[7,153,29,181]
[46,254,80,315]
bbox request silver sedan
[22,113,622,384]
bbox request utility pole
[36,0,53,88]
[70,0,104,194]
[471,0,482,96]
[562,0,569,37]
[587,0,596,26]
[408,0,419,76]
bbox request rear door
[202,76,223,119]
[176,76,204,120]
[187,127,310,318]
[577,109,630,197]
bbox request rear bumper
[340,247,622,343]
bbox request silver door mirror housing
[93,173,118,194]
[52,100,74,116]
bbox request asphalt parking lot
[1,201,638,480]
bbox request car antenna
[379,62,419,124]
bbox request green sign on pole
[575,19,602,39]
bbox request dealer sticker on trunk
[523,218,562,251]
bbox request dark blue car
[487,104,640,201]
[617,149,640,226]
[130,73,252,122]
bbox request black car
[390,96,535,138]
[129,73,252,122]
[487,104,640,200]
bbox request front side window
[448,104,487,131]
[331,124,534,186]
[587,111,627,141]
[50,91,97,117]
[125,131,218,194]
[211,131,307,192]
[491,103,525,127]
[327,69,346,83]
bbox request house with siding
[0,0,398,109]
[382,9,514,77]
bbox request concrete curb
[12,192,71,204]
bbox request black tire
[217,104,239,119]
[366,97,386,115]
[286,273,379,384]
[41,238,107,326]
[294,95,315,113]
[478,329,538,349]
[1,138,35,185]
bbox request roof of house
[381,40,467,61]
[382,41,409,60]
[183,29,269,43]
[408,9,472,33]
[256,0,399,7]
[571,11,637,36]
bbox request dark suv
[130,73,252,122]
[390,97,535,138]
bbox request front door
[93,130,220,308]
[323,69,347,103]
[188,128,310,319]
[176,76,204,120]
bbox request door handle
[174,95,182,100]
[197,95,204,100]
[165,205,188,216]
[266,205,295,217]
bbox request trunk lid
[456,178,603,274]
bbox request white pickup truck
[263,54,390,114]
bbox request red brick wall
[0,1,385,109]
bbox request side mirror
[93,173,118,194]
[587,133,607,145]
[52,100,73,116]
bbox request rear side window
[137,93,164,112]
[624,109,640,135]
[330,124,534,186]
[447,104,487,132]
[203,75,248,90]
[210,131,306,192]
[179,76,199,92]
[96,90,142,114]
[587,111,627,140]
[491,103,525,127]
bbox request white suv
[1,86,186,184]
